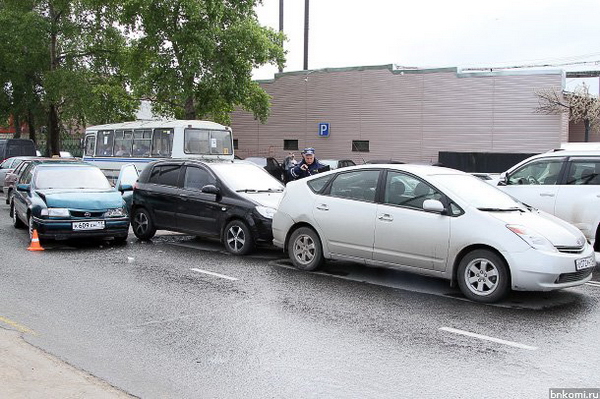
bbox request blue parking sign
[319,123,330,137]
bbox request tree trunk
[584,119,591,142]
[13,115,21,138]
[184,96,196,119]
[27,110,36,144]
[48,104,60,156]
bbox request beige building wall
[230,65,566,163]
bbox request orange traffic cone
[27,229,44,251]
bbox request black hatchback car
[130,159,284,255]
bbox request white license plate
[575,255,596,271]
[72,221,105,231]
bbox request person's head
[302,148,315,164]
[288,152,295,158]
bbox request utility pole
[279,0,283,72]
[303,0,309,70]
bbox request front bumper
[505,245,596,291]
[32,216,130,240]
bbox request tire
[223,220,254,255]
[28,215,34,241]
[11,200,24,228]
[288,227,323,271]
[131,208,156,240]
[457,249,510,303]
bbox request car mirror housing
[16,183,30,192]
[119,183,133,192]
[423,199,446,214]
[498,172,508,186]
[201,184,220,195]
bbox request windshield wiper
[478,207,524,212]
[236,189,258,193]
[257,188,283,193]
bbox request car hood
[36,189,124,210]
[486,210,586,247]
[237,192,283,209]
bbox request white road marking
[190,268,238,281]
[439,327,538,351]
[585,281,600,288]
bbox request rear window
[148,165,181,186]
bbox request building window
[233,139,239,150]
[284,140,298,151]
[352,140,370,152]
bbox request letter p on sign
[319,123,330,137]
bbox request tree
[535,83,600,142]
[0,0,138,155]
[119,0,286,123]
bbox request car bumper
[248,215,274,245]
[32,216,130,240]
[505,246,596,291]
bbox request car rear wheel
[223,220,254,255]
[457,249,510,303]
[288,227,323,271]
[132,208,156,240]
[11,200,24,228]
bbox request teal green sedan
[11,162,132,243]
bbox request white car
[272,164,595,303]
[494,149,600,250]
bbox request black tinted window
[149,165,180,186]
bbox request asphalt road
[0,193,599,398]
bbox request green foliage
[120,0,286,124]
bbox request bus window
[152,128,173,157]
[114,130,133,156]
[133,129,152,157]
[184,128,232,155]
[97,130,114,156]
[84,135,96,156]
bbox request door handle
[316,204,329,211]
[539,193,555,197]
[378,213,394,221]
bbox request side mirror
[119,183,133,192]
[498,172,508,186]
[16,183,30,192]
[423,199,446,214]
[201,184,220,195]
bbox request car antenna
[351,140,366,164]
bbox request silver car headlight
[41,208,70,217]
[104,207,127,217]
[506,224,557,253]
[255,205,276,219]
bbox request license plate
[575,255,596,271]
[72,221,105,231]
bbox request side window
[507,158,564,185]
[96,130,114,156]
[566,159,600,185]
[151,128,174,157]
[383,171,443,210]
[307,174,333,193]
[133,129,152,157]
[114,130,133,157]
[184,129,209,154]
[148,165,181,187]
[84,135,96,156]
[19,164,34,184]
[329,170,380,202]
[183,166,215,191]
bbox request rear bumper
[32,216,130,240]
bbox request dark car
[130,159,284,255]
[243,156,284,181]
[11,162,131,242]
[0,139,36,162]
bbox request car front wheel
[132,208,156,240]
[288,227,323,271]
[223,220,254,255]
[457,249,510,303]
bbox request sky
[253,0,600,93]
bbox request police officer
[290,147,327,180]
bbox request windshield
[432,173,524,210]
[210,163,284,192]
[34,166,112,190]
